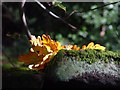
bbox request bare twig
[66,1,120,18]
[65,10,77,19]
[20,0,32,40]
[83,1,119,13]
[34,0,77,30]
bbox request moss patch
[45,49,120,81]
[51,49,120,64]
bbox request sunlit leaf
[81,42,106,51]
[52,0,66,11]
[19,52,41,65]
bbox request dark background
[2,1,120,67]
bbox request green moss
[45,49,120,81]
[48,49,120,65]
[46,49,120,71]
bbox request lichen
[45,49,120,81]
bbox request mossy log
[45,49,120,89]
[2,49,120,89]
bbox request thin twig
[65,10,77,19]
[82,1,119,13]
[34,0,77,30]
[66,1,120,18]
[20,0,32,40]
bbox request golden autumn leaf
[19,51,41,65]
[19,34,63,70]
[94,44,106,51]
[42,34,52,44]
[63,45,74,50]
[30,35,42,46]
[81,42,106,51]
[42,34,63,52]
[71,45,80,50]
[82,45,87,50]
[86,42,94,49]
[31,45,51,56]
[28,64,45,70]
[63,44,80,50]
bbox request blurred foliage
[52,0,66,11]
[2,2,120,66]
